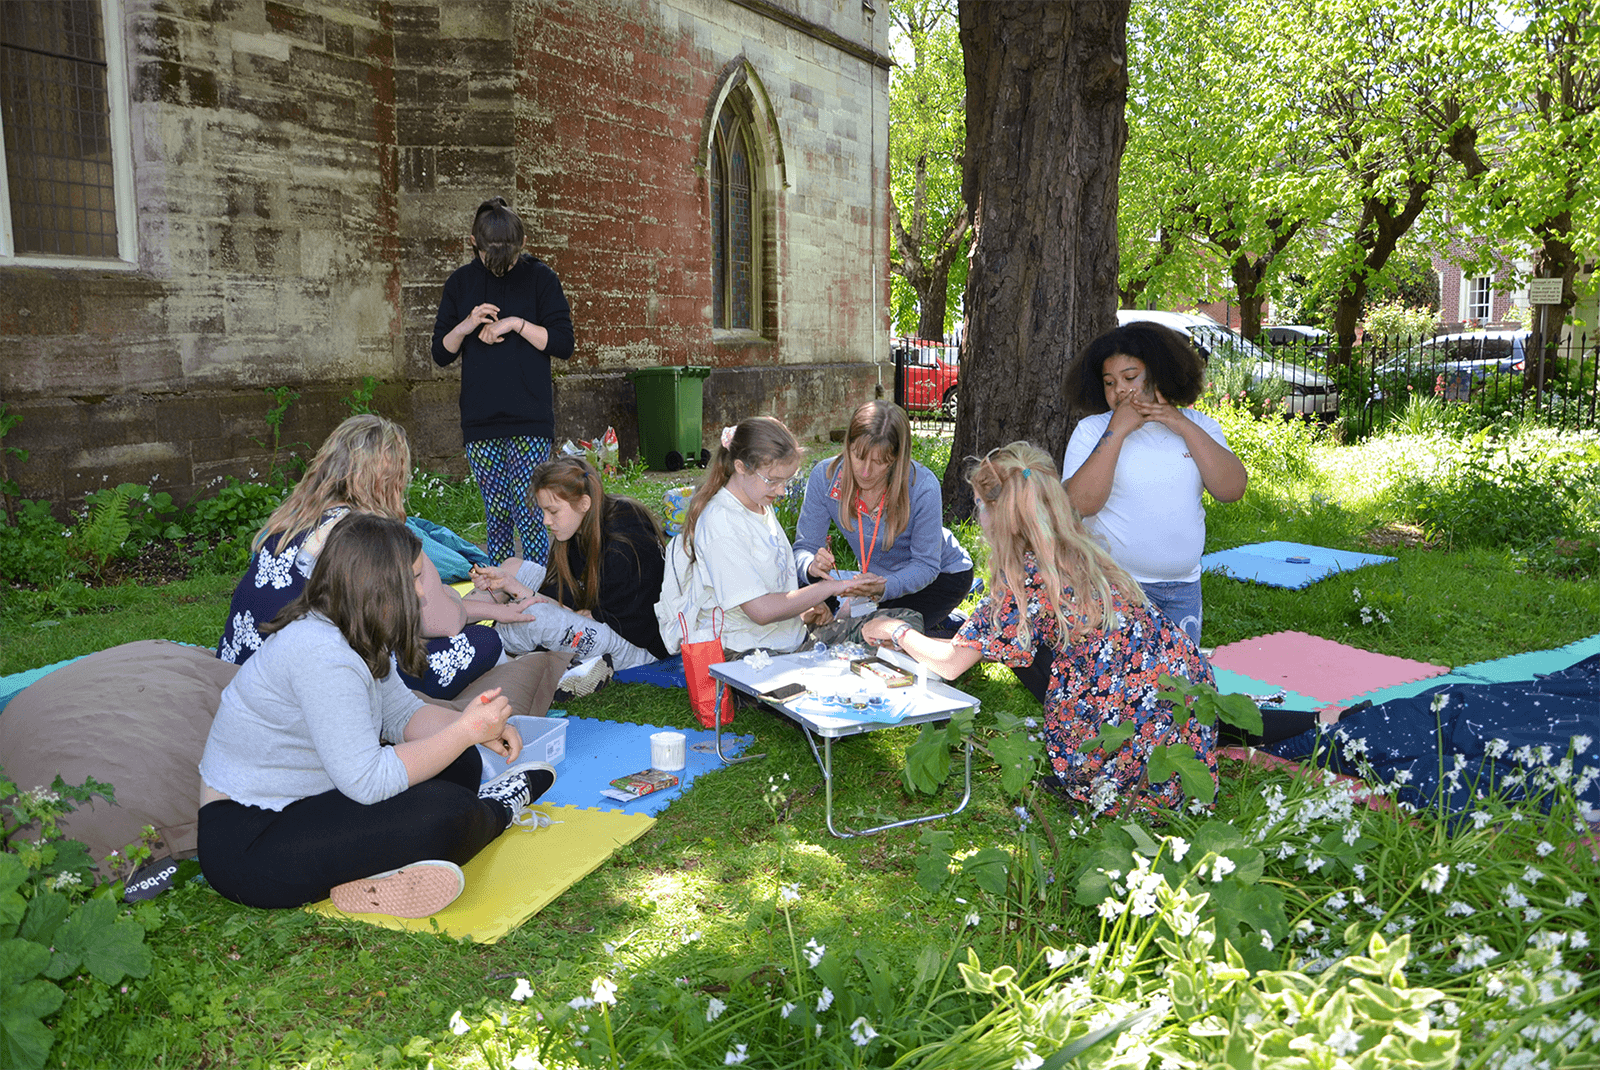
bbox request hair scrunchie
[721,425,737,449]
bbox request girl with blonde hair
[466,455,668,671]
[217,414,502,699]
[793,401,973,632]
[862,443,1216,817]
[654,416,875,655]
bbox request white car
[1115,310,1339,415]
[1371,330,1528,403]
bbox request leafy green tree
[889,0,969,341]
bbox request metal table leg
[813,728,974,839]
[713,680,764,764]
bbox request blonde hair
[254,414,411,552]
[827,401,913,549]
[966,442,1144,643]
[681,416,799,564]
[531,455,663,611]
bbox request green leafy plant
[64,487,132,580]
[0,403,27,527]
[341,376,382,416]
[255,386,307,485]
[1,770,154,1070]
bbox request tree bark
[1330,178,1432,365]
[946,0,1129,519]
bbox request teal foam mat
[1452,633,1600,683]
[1210,668,1323,712]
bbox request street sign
[1528,278,1564,304]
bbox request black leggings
[198,748,507,909]
[878,568,975,630]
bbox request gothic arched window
[710,106,755,331]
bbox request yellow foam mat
[307,804,655,942]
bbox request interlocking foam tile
[479,715,753,816]
[1210,668,1323,712]
[1337,674,1486,709]
[307,803,655,942]
[1452,633,1600,684]
[1202,540,1396,590]
[615,655,687,689]
[1208,631,1448,707]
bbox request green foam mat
[1210,668,1323,713]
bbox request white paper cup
[650,731,687,771]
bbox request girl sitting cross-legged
[198,513,556,918]
[466,455,670,673]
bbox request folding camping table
[708,652,977,838]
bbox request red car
[893,337,960,420]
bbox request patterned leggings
[465,435,552,564]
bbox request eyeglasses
[753,471,798,490]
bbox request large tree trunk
[945,1,1129,519]
[1330,180,1431,365]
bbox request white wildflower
[1326,892,1349,911]
[1485,738,1509,759]
[510,978,534,1002]
[1327,1025,1361,1055]
[1565,891,1588,908]
[1013,1043,1045,1070]
[780,1001,796,1019]
[1573,734,1593,754]
[1211,856,1236,882]
[683,931,703,944]
[816,986,834,1013]
[1260,930,1276,952]
[1168,836,1190,862]
[449,1011,470,1035]
[1098,897,1127,920]
[1421,863,1450,895]
[1046,947,1071,970]
[568,995,594,1010]
[1445,901,1476,917]
[849,1017,878,1046]
[706,997,726,1022]
[964,912,981,928]
[1304,855,1328,874]
[1522,865,1544,885]
[1535,841,1554,857]
[778,882,800,903]
[510,1053,539,1070]
[804,939,826,968]
[590,977,617,1006]
[724,1044,749,1065]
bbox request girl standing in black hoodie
[433,197,575,566]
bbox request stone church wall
[0,0,889,510]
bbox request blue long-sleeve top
[792,458,972,601]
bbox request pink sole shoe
[329,860,465,918]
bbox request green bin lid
[625,365,711,381]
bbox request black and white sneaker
[554,654,613,702]
[478,761,558,826]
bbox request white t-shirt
[656,487,807,654]
[1061,408,1228,584]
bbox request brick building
[0,0,890,508]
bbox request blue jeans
[1141,579,1202,648]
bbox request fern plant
[66,489,132,579]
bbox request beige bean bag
[0,641,569,872]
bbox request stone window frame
[700,58,785,342]
[0,0,137,267]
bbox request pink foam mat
[1208,631,1448,710]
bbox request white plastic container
[650,731,687,771]
[478,714,567,782]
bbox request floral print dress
[216,507,501,700]
[953,552,1216,816]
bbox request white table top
[709,651,978,738]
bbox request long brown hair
[826,401,913,549]
[967,442,1144,644]
[531,456,664,611]
[259,513,429,679]
[254,414,410,553]
[681,416,799,563]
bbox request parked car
[1115,310,1339,415]
[1264,324,1330,351]
[892,337,960,419]
[1371,329,1529,402]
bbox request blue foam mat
[479,714,751,816]
[1202,541,1396,590]
[615,655,687,689]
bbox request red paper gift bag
[679,611,730,729]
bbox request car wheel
[941,386,958,421]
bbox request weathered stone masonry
[0,0,889,510]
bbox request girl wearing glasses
[862,443,1215,817]
[793,401,973,634]
[655,416,877,655]
[464,456,669,673]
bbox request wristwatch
[889,622,912,647]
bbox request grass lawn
[4,414,1599,1068]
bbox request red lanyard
[855,495,884,575]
